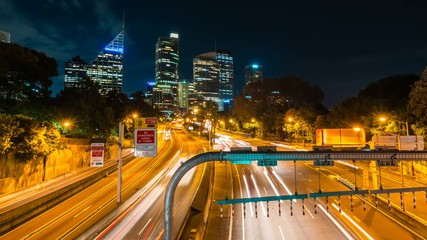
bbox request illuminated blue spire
[104,30,124,53]
[86,30,124,93]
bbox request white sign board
[90,143,105,167]
[134,129,157,157]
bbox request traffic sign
[90,143,104,167]
[134,128,157,157]
[135,117,157,129]
[314,159,334,166]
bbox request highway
[94,129,207,239]
[1,127,179,239]
[2,128,427,239]
[207,132,427,239]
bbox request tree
[129,91,160,117]
[54,77,106,138]
[265,76,325,107]
[326,97,373,128]
[0,42,58,110]
[407,67,427,136]
[284,106,319,143]
[0,114,23,154]
[359,74,419,112]
[3,115,60,163]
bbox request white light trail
[271,168,297,202]
[250,174,267,216]
[332,203,374,240]
[138,218,152,236]
[317,204,354,240]
[243,174,254,217]
[278,226,286,240]
[336,160,359,169]
[233,164,245,240]
[263,167,283,203]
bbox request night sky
[1,0,427,107]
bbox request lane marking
[278,226,286,240]
[138,218,152,236]
[74,205,91,218]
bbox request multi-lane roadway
[2,126,427,240]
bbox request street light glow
[63,120,71,128]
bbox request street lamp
[378,116,409,136]
[63,120,72,135]
[63,121,71,128]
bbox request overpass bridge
[164,150,427,240]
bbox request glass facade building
[178,80,194,110]
[216,49,234,101]
[154,33,179,111]
[193,52,220,103]
[244,64,263,84]
[86,30,124,93]
[64,56,87,89]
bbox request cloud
[93,0,122,35]
[45,0,82,12]
[0,1,14,17]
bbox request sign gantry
[164,150,427,240]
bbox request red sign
[145,118,157,125]
[136,129,156,144]
[90,143,105,167]
[134,128,157,157]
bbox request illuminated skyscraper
[178,80,194,110]
[64,56,87,89]
[244,64,263,84]
[193,52,220,103]
[145,81,156,106]
[216,49,234,102]
[86,30,124,93]
[154,33,179,112]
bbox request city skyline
[1,0,427,107]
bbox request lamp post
[117,121,123,205]
[63,120,71,135]
[378,116,409,136]
[287,117,305,145]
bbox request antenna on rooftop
[122,10,125,31]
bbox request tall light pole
[117,122,123,205]
[404,121,409,136]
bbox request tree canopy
[0,42,58,107]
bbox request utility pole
[117,122,123,204]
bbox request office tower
[178,80,195,110]
[244,64,263,84]
[154,33,179,111]
[145,81,156,105]
[64,56,87,89]
[86,30,124,94]
[0,30,10,43]
[193,52,220,103]
[216,49,234,110]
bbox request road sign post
[90,143,105,167]
[134,128,157,157]
[117,122,123,204]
